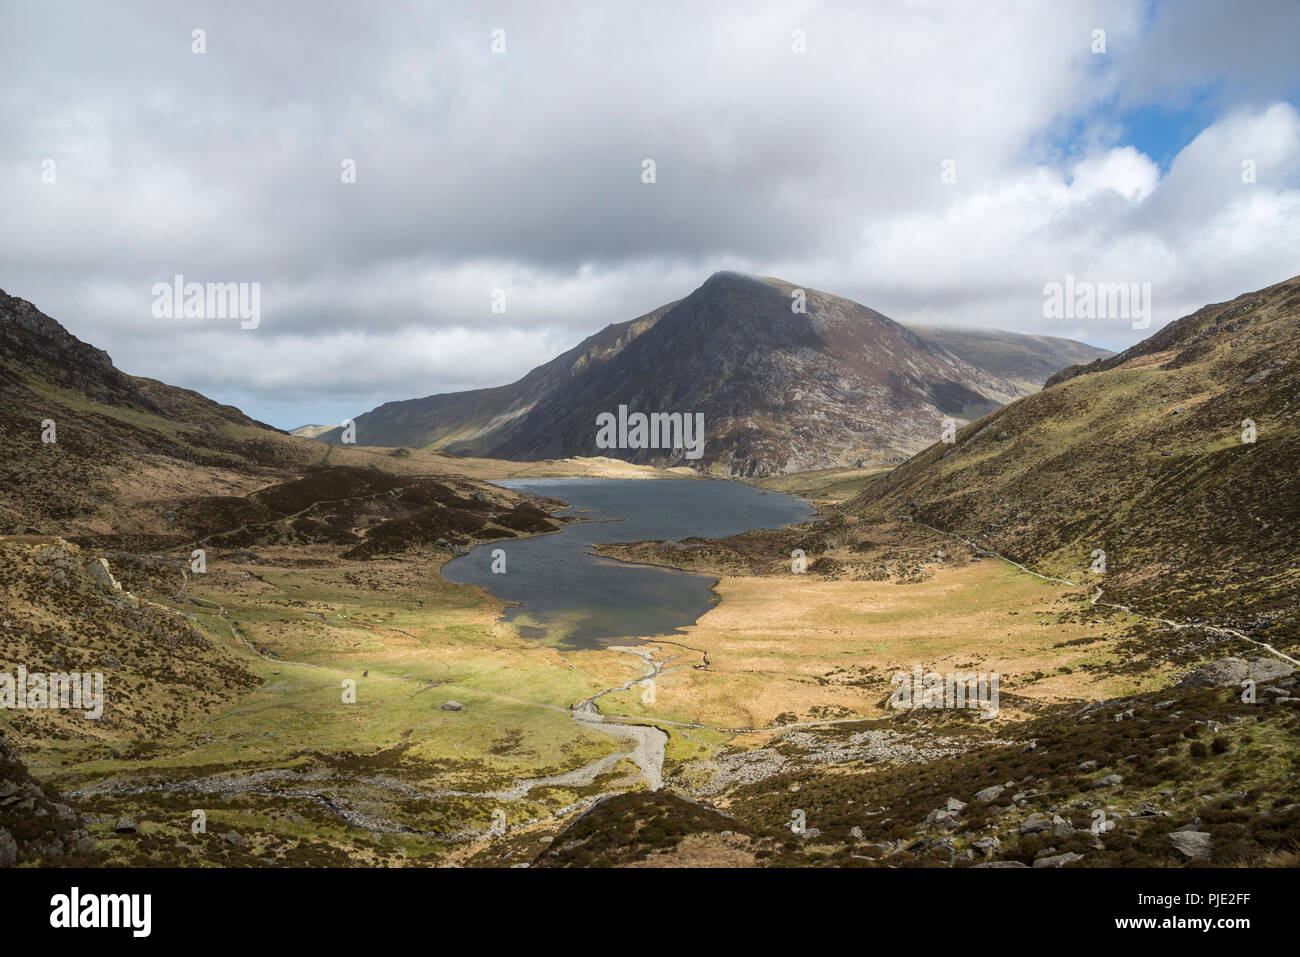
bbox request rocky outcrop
[0,733,96,866]
[1177,657,1295,689]
[0,288,146,410]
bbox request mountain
[847,274,1300,639]
[0,288,317,537]
[0,290,539,553]
[907,326,1114,390]
[0,289,281,432]
[321,272,1040,476]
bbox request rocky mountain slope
[320,273,1045,476]
[908,326,1114,390]
[0,288,320,537]
[531,656,1300,868]
[847,274,1300,643]
[0,291,542,542]
[0,288,284,436]
[0,537,261,751]
[0,289,576,868]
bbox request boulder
[1178,657,1294,689]
[1167,830,1213,861]
[1033,852,1084,868]
[1018,812,1052,836]
[971,836,1000,858]
[68,829,96,856]
[924,808,960,830]
[1247,658,1296,683]
[973,784,1005,802]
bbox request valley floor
[4,464,1298,868]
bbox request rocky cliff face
[324,273,1033,476]
[0,288,146,410]
[0,732,98,867]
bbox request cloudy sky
[3,0,1298,429]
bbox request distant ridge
[906,325,1113,389]
[290,424,334,439]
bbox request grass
[590,559,1152,732]
[747,466,892,504]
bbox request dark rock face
[0,288,146,410]
[0,286,283,431]
[0,733,97,866]
[322,273,1030,476]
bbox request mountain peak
[325,275,1034,475]
[698,270,773,293]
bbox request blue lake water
[441,478,814,649]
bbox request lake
[441,478,814,649]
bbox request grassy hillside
[848,275,1300,647]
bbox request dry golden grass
[599,559,1158,732]
[622,832,760,867]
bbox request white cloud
[0,1,1296,425]
[1069,147,1160,202]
